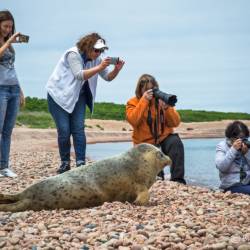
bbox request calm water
[86,138,222,188]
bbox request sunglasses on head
[94,48,105,53]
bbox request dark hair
[0,10,15,41]
[225,121,249,139]
[135,74,159,99]
[76,32,106,54]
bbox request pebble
[229,236,244,248]
[9,237,20,245]
[131,245,142,250]
[0,151,249,249]
[238,245,250,250]
[0,231,7,237]
[0,241,6,248]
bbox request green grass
[17,111,56,128]
[86,102,126,120]
[178,110,250,123]
[16,97,250,128]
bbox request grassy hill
[17,97,250,128]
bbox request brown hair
[135,74,159,99]
[0,10,15,42]
[76,32,106,54]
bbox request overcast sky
[2,0,250,113]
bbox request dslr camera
[152,87,177,107]
[242,138,250,148]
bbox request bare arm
[0,32,20,58]
[84,58,111,81]
[20,88,25,107]
[107,59,125,81]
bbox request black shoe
[157,170,165,180]
[171,178,186,185]
[57,162,70,174]
[76,161,85,168]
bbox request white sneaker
[0,168,17,178]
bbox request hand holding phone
[109,57,119,65]
[16,34,29,43]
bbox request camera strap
[239,156,248,183]
[147,101,156,144]
[160,108,164,134]
[147,99,165,145]
[154,99,159,145]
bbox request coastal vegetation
[17,97,250,128]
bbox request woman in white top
[46,32,124,174]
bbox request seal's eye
[160,152,165,158]
[157,151,164,158]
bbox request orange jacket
[126,96,181,145]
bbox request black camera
[109,57,119,65]
[17,34,29,43]
[152,87,177,107]
[242,138,250,148]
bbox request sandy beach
[11,119,250,152]
[0,120,250,249]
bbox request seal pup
[0,143,171,212]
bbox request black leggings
[158,134,186,184]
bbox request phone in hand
[17,34,29,43]
[109,57,119,65]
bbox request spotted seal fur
[0,143,171,212]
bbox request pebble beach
[1,120,250,249]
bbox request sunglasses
[140,79,150,85]
[94,48,105,54]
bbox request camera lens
[152,88,177,106]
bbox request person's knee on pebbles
[216,120,250,195]
[126,74,186,185]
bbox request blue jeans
[0,85,20,169]
[226,184,250,195]
[47,93,86,164]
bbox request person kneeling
[216,121,250,195]
[126,74,186,184]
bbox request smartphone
[17,34,29,43]
[109,57,119,65]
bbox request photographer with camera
[46,32,124,174]
[0,10,26,178]
[126,74,186,184]
[216,121,250,195]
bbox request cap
[93,39,108,50]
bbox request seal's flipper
[0,193,19,204]
[0,199,30,212]
[134,186,150,206]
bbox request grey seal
[0,143,171,212]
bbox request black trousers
[158,134,186,184]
